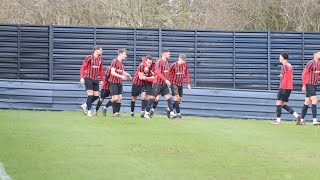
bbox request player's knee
[276,100,282,106]
[305,99,311,106]
[312,99,318,105]
[165,94,171,100]
[93,91,99,96]
[112,96,119,102]
[87,90,94,95]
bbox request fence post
[17,24,21,79]
[49,24,53,81]
[158,28,162,58]
[233,31,236,89]
[134,28,137,70]
[94,27,96,46]
[267,28,271,91]
[194,30,197,87]
[302,32,305,69]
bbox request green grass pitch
[1,110,320,180]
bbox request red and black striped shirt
[145,62,156,84]
[302,60,320,85]
[169,62,190,87]
[108,59,124,84]
[102,67,111,90]
[280,62,293,90]
[154,59,169,84]
[80,55,105,82]
[132,64,151,86]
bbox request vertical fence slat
[267,29,271,91]
[158,28,162,58]
[194,30,197,87]
[233,31,236,89]
[49,24,53,81]
[94,27,96,46]
[133,28,137,70]
[302,32,305,69]
[17,24,21,79]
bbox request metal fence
[1,24,320,91]
[0,79,312,120]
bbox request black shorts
[171,84,183,97]
[100,89,110,99]
[306,84,317,97]
[144,83,153,95]
[84,78,99,91]
[152,84,170,97]
[131,84,145,97]
[277,89,291,102]
[109,83,123,96]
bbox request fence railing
[1,24,320,91]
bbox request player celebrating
[166,54,191,118]
[299,51,320,125]
[144,49,177,119]
[80,45,105,117]
[130,56,154,117]
[141,56,160,118]
[108,49,131,117]
[271,53,301,125]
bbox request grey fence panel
[161,29,196,86]
[0,25,18,79]
[135,29,160,71]
[19,25,49,80]
[3,24,320,91]
[95,27,135,84]
[234,31,268,90]
[0,79,315,121]
[196,31,234,88]
[53,26,95,81]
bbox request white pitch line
[0,163,12,180]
